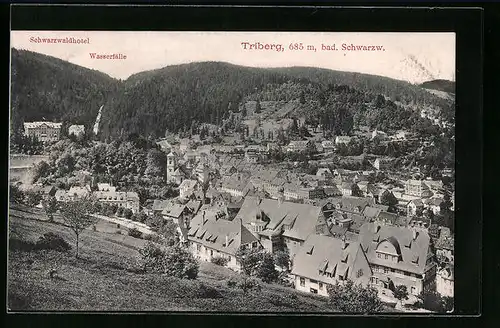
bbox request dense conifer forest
[11,49,454,142]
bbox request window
[310,288,318,294]
[252,241,258,248]
[385,254,389,260]
[300,277,305,287]
[310,279,317,284]
[210,250,213,256]
[319,282,323,290]
[356,269,363,278]
[384,267,389,274]
[338,275,344,281]
[377,253,382,259]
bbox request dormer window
[306,245,314,255]
[412,255,419,264]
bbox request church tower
[167,152,177,183]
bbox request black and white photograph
[8,30,456,313]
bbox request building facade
[23,122,62,142]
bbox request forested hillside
[420,79,455,94]
[10,49,119,136]
[100,62,454,140]
[11,50,454,142]
[99,62,296,140]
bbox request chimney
[225,234,229,247]
[203,211,207,225]
[374,224,381,234]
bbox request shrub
[143,234,153,241]
[226,276,239,288]
[237,276,262,294]
[162,245,199,279]
[256,252,279,283]
[35,232,71,252]
[327,280,383,313]
[211,256,229,267]
[116,207,124,217]
[137,242,199,279]
[9,238,36,252]
[128,227,142,239]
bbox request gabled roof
[362,206,382,219]
[152,199,171,212]
[358,223,432,275]
[291,234,371,285]
[188,217,258,256]
[339,196,374,212]
[235,196,322,242]
[162,203,188,218]
[179,179,198,190]
[409,199,424,207]
[377,211,399,224]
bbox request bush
[327,280,383,313]
[137,242,199,279]
[116,207,124,217]
[128,227,142,239]
[9,238,36,252]
[226,276,239,288]
[35,232,71,252]
[211,256,229,267]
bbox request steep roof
[162,203,188,219]
[188,217,258,256]
[358,222,433,275]
[291,234,371,285]
[362,206,382,219]
[152,199,171,212]
[235,196,322,242]
[179,179,198,190]
[339,196,374,212]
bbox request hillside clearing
[8,213,335,312]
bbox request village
[11,104,455,312]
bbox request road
[90,214,154,235]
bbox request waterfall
[93,105,103,135]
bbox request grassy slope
[8,208,334,312]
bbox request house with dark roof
[336,196,375,214]
[187,213,260,272]
[423,197,444,215]
[358,223,437,296]
[291,234,372,297]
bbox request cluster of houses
[22,119,453,305]
[144,137,454,304]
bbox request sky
[11,31,455,84]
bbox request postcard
[8,30,455,314]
